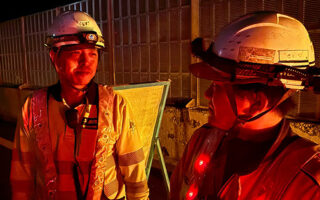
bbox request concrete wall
[157,107,208,170]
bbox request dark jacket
[170,120,320,200]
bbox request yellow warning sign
[115,85,164,165]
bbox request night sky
[0,0,81,23]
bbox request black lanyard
[63,98,92,199]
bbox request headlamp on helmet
[45,31,105,50]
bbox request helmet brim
[45,32,105,49]
[189,62,232,81]
[189,62,277,85]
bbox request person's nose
[79,51,91,65]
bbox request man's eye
[65,50,81,56]
[71,51,81,55]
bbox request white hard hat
[214,11,314,68]
[190,11,316,90]
[45,11,105,49]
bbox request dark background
[0,0,81,22]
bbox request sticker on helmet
[238,46,275,64]
[78,20,90,27]
[279,50,308,62]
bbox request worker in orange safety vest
[10,11,149,200]
[170,11,320,200]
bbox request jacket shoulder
[301,151,320,186]
[98,84,117,105]
[98,84,114,96]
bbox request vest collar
[48,81,98,105]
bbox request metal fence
[1,0,320,119]
[0,18,25,86]
[0,0,193,99]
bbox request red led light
[188,191,194,198]
[194,154,210,174]
[186,184,198,200]
[199,160,204,166]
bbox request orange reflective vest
[11,84,149,200]
[170,121,320,200]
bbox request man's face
[50,44,99,89]
[205,83,269,130]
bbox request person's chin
[207,114,236,130]
[71,78,92,88]
[74,74,94,83]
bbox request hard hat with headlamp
[190,11,320,127]
[45,11,105,50]
[190,11,320,92]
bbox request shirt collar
[48,81,98,105]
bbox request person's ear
[49,50,60,72]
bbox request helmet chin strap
[223,84,296,131]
